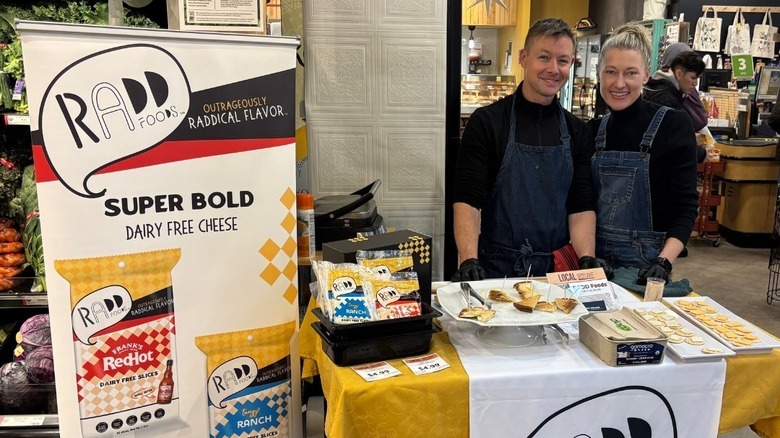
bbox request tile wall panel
[305,0,446,279]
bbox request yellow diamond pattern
[281,213,296,234]
[348,236,369,242]
[280,188,296,210]
[282,260,297,281]
[260,263,282,285]
[283,284,297,304]
[281,237,296,257]
[259,239,281,261]
[397,239,431,265]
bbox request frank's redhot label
[55,249,181,437]
[195,322,295,438]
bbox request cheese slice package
[312,261,374,324]
[355,249,414,278]
[195,322,295,438]
[55,249,181,437]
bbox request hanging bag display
[693,7,722,52]
[750,9,777,59]
[724,8,751,55]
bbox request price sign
[403,353,450,376]
[0,416,46,426]
[731,54,754,80]
[565,279,618,311]
[351,361,401,382]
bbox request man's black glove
[637,257,673,285]
[578,256,614,280]
[451,258,486,282]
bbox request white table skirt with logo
[440,290,727,438]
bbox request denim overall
[478,96,573,277]
[592,107,669,269]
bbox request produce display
[0,313,54,414]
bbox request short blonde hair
[598,23,651,74]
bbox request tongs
[460,282,491,309]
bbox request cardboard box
[579,308,667,366]
[322,230,432,304]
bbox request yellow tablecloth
[300,299,780,437]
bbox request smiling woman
[586,23,699,287]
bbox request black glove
[578,256,614,280]
[637,257,673,285]
[451,258,486,282]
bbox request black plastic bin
[311,302,442,342]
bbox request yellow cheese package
[312,261,374,324]
[195,322,295,438]
[55,249,181,437]
[363,272,422,319]
[355,249,414,278]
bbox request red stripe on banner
[34,137,294,183]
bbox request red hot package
[55,249,181,437]
[364,272,422,319]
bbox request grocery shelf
[0,414,58,436]
[0,293,47,307]
[1,114,30,126]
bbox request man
[452,18,609,281]
[644,45,710,163]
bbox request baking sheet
[437,280,587,327]
[623,302,735,361]
[665,297,780,354]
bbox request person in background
[589,24,698,284]
[451,18,610,281]
[644,43,714,163]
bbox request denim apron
[478,96,573,277]
[592,107,669,269]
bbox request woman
[589,24,698,284]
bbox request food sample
[674,299,761,348]
[513,295,540,313]
[554,298,579,314]
[196,322,295,438]
[513,282,535,299]
[458,306,496,322]
[488,289,516,302]
[55,249,181,437]
[535,301,557,313]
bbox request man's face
[674,68,700,95]
[598,48,649,112]
[519,36,574,105]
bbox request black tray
[311,302,442,341]
[312,321,441,366]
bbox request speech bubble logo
[71,285,132,345]
[331,276,357,297]
[207,356,258,409]
[39,44,190,198]
[376,286,401,307]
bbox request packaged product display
[195,322,295,438]
[355,249,414,277]
[579,307,668,366]
[363,272,422,320]
[55,249,181,437]
[323,230,432,303]
[312,261,374,324]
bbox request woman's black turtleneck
[587,98,698,244]
[454,82,595,214]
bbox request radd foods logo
[208,356,258,408]
[71,285,132,345]
[38,44,190,198]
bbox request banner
[19,21,300,438]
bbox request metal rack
[768,246,780,305]
[695,161,725,246]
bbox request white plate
[437,279,587,326]
[664,297,780,354]
[622,302,735,361]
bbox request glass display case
[460,74,516,116]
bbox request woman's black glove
[637,257,673,285]
[451,258,486,282]
[578,256,614,280]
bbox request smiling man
[452,18,610,281]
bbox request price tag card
[0,415,46,426]
[403,353,450,376]
[351,361,402,382]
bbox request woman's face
[598,48,649,111]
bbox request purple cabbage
[15,314,51,351]
[24,346,54,383]
[0,360,44,413]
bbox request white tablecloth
[440,287,728,438]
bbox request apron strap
[595,112,611,152]
[508,94,518,145]
[556,104,571,144]
[639,106,670,155]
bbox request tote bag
[724,8,751,55]
[750,10,777,59]
[693,7,722,52]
